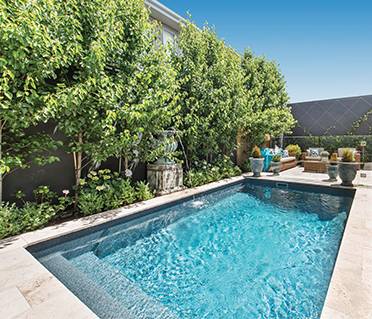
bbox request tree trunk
[73,132,83,210]
[118,156,122,174]
[0,121,2,204]
[124,157,128,171]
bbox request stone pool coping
[1,170,371,318]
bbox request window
[162,26,176,46]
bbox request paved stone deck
[0,166,371,318]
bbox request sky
[160,0,372,103]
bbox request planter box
[147,163,183,195]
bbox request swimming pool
[29,180,354,319]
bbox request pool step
[40,254,134,319]
[71,252,178,319]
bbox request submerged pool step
[41,254,134,319]
[71,252,178,319]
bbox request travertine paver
[0,167,371,318]
[0,287,30,318]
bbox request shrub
[78,191,106,216]
[241,159,252,173]
[78,169,135,214]
[251,146,262,158]
[135,182,154,201]
[283,136,372,162]
[272,154,282,162]
[184,157,241,188]
[77,169,154,216]
[0,203,22,239]
[285,144,301,158]
[0,186,69,239]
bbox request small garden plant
[0,170,154,238]
[78,169,154,216]
[0,186,69,239]
[272,154,282,162]
[184,157,241,188]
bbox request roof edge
[145,0,185,31]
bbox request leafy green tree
[45,0,179,205]
[173,22,245,165]
[241,50,295,145]
[0,0,80,202]
[241,50,289,112]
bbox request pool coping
[1,172,371,318]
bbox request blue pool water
[30,181,353,319]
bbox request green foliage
[39,0,179,194]
[241,159,252,173]
[184,157,241,188]
[0,186,70,239]
[272,154,282,162]
[77,169,153,216]
[285,144,302,158]
[173,22,245,163]
[0,0,301,236]
[0,0,81,188]
[341,149,354,162]
[77,191,106,216]
[242,50,289,112]
[135,181,154,201]
[241,50,296,146]
[284,135,372,162]
[251,146,262,158]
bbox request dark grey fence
[290,95,372,136]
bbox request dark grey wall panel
[3,122,146,202]
[290,95,372,136]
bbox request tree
[0,0,80,202]
[240,50,295,145]
[173,22,245,165]
[46,0,179,205]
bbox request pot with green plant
[285,144,301,159]
[327,153,338,181]
[338,149,357,186]
[250,146,264,177]
[271,154,282,176]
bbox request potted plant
[285,144,301,159]
[327,152,338,181]
[250,146,264,177]
[338,149,357,186]
[271,154,282,176]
